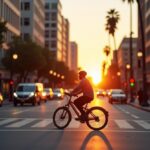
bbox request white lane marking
[115,120,134,129]
[6,118,36,128]
[0,118,19,126]
[134,120,150,129]
[12,109,30,115]
[31,119,52,128]
[68,119,81,128]
[131,115,139,119]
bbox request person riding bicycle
[70,70,94,121]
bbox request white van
[13,83,44,106]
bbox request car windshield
[44,88,49,92]
[17,85,35,92]
[53,89,60,92]
[112,90,124,94]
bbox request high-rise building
[118,37,138,91]
[62,16,70,64]
[139,0,150,93]
[70,42,78,72]
[20,0,45,47]
[44,0,70,66]
[0,0,20,49]
[44,0,63,61]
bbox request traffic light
[129,78,135,87]
[9,79,14,85]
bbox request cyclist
[71,70,94,121]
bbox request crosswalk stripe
[0,118,19,126]
[134,120,150,129]
[6,119,36,128]
[115,120,135,129]
[31,119,52,128]
[68,119,81,128]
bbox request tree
[0,19,7,47]
[2,37,46,82]
[105,9,120,50]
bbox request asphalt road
[0,96,150,150]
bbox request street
[0,96,150,150]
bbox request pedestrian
[137,88,143,105]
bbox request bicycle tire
[53,106,72,129]
[85,106,108,130]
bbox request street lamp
[9,53,18,101]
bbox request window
[45,12,50,21]
[45,30,50,38]
[51,41,56,48]
[51,12,57,21]
[51,3,57,9]
[51,23,56,28]
[45,3,49,9]
[24,2,30,10]
[45,23,50,28]
[51,30,57,38]
[45,41,49,48]
[24,17,30,26]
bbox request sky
[61,0,138,83]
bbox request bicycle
[53,92,109,130]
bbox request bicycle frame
[64,95,81,118]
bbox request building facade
[118,37,138,91]
[0,0,20,48]
[70,42,78,72]
[141,0,150,94]
[45,0,62,61]
[21,0,45,47]
[0,0,20,95]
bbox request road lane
[0,97,150,150]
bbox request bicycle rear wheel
[86,106,108,130]
[53,106,71,129]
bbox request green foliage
[2,37,46,80]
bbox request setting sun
[89,71,102,85]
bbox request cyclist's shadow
[80,131,113,150]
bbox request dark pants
[74,96,92,116]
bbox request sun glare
[90,72,101,85]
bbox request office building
[21,0,45,47]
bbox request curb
[128,102,150,112]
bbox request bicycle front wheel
[53,107,71,129]
[86,106,108,130]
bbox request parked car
[0,93,3,107]
[53,88,64,99]
[44,88,54,100]
[109,89,127,104]
[13,83,44,106]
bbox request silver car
[109,89,127,104]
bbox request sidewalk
[128,98,150,112]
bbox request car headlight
[29,92,34,97]
[57,93,61,97]
[13,92,18,97]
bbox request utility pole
[129,2,134,102]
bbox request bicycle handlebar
[64,92,78,97]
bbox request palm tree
[122,0,148,104]
[103,45,110,57]
[105,9,120,50]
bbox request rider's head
[79,70,87,80]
